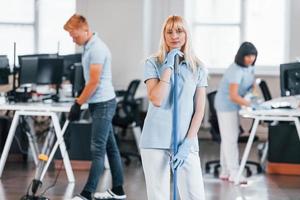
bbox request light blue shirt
[215,63,255,112]
[140,57,208,149]
[82,33,115,103]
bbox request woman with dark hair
[214,41,258,184]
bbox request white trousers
[217,111,240,176]
[141,149,205,200]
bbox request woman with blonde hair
[140,15,207,200]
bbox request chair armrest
[115,90,126,97]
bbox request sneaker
[94,189,126,200]
[229,174,247,184]
[70,194,89,200]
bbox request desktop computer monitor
[61,53,82,80]
[18,54,58,66]
[19,57,38,85]
[0,55,10,84]
[71,63,85,97]
[36,58,64,85]
[280,62,300,96]
[0,55,9,68]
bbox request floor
[1,140,300,200]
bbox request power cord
[20,120,70,200]
[39,149,66,197]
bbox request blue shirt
[140,57,208,149]
[82,33,115,103]
[215,63,255,112]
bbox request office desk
[235,96,300,184]
[0,102,75,183]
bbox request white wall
[289,0,300,61]
[76,0,300,96]
[76,0,144,90]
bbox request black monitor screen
[62,53,82,80]
[19,57,38,85]
[18,54,58,66]
[72,63,85,96]
[36,58,64,85]
[0,55,9,68]
[0,55,10,84]
[280,62,300,96]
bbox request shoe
[229,174,247,184]
[70,194,89,200]
[94,189,126,200]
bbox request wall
[76,0,299,117]
[289,0,300,61]
[76,0,144,90]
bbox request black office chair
[257,79,272,101]
[113,79,142,165]
[205,91,263,178]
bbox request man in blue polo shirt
[64,14,126,200]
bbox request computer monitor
[0,55,10,85]
[71,63,85,97]
[61,53,82,80]
[19,57,38,85]
[0,55,9,68]
[36,58,64,85]
[280,62,300,96]
[18,53,58,67]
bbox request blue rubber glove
[162,49,184,71]
[172,137,193,171]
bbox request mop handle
[172,54,180,200]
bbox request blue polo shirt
[82,33,115,103]
[140,57,208,149]
[215,63,255,112]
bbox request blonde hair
[64,14,89,32]
[155,15,201,72]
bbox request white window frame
[0,0,39,56]
[185,0,290,76]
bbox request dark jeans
[83,98,124,192]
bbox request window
[0,0,35,65]
[0,0,75,67]
[188,0,287,69]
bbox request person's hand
[163,49,184,70]
[171,137,193,171]
[68,101,81,121]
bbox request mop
[172,54,180,200]
[21,120,70,200]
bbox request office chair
[257,79,272,101]
[205,91,263,178]
[113,79,142,165]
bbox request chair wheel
[213,169,219,178]
[205,165,210,173]
[124,159,131,166]
[245,166,252,177]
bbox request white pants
[217,111,240,176]
[141,149,205,200]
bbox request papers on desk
[260,96,299,110]
[269,101,293,109]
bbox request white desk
[0,102,75,183]
[235,96,300,184]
